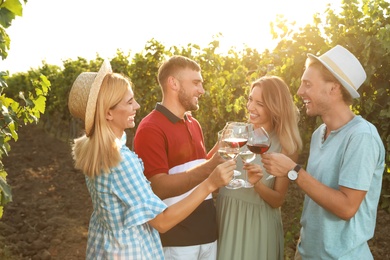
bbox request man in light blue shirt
[261,45,385,259]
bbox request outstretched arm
[261,152,366,220]
[150,153,224,200]
[149,160,235,232]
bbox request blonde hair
[251,76,302,155]
[72,73,132,177]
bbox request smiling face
[176,68,204,112]
[297,66,334,117]
[246,85,272,129]
[106,87,140,137]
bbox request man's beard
[178,87,199,111]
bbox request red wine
[223,137,247,148]
[247,144,270,154]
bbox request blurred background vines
[2,0,389,244]
[0,0,50,218]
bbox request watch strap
[294,164,301,172]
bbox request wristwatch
[287,164,301,181]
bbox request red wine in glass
[247,126,274,180]
[247,127,271,153]
[247,144,270,154]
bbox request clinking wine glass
[223,122,251,187]
[247,127,273,180]
[218,129,245,189]
[223,122,249,148]
[239,145,256,188]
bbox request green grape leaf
[1,0,23,17]
[0,71,8,89]
[7,121,17,140]
[33,95,47,114]
[38,75,51,94]
[0,175,12,206]
[0,8,15,28]
[0,26,10,60]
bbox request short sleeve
[339,132,381,191]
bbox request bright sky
[1,0,341,74]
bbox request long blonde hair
[251,76,302,155]
[72,73,132,177]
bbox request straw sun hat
[308,45,367,98]
[68,60,112,136]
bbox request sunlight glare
[1,0,341,74]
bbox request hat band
[321,56,356,90]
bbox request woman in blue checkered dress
[68,61,237,259]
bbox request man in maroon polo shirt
[134,55,223,260]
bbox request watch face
[288,170,298,180]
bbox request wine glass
[239,145,256,188]
[223,122,251,185]
[218,129,245,189]
[247,127,274,180]
[223,122,249,148]
[247,126,271,153]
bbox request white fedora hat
[68,59,112,136]
[308,45,367,98]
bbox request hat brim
[85,60,112,136]
[308,54,360,98]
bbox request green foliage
[128,39,166,138]
[0,71,50,214]
[3,0,390,221]
[1,0,23,16]
[0,0,25,60]
[0,0,51,218]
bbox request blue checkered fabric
[85,134,167,259]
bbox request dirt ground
[0,124,389,259]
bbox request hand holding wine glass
[242,161,263,185]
